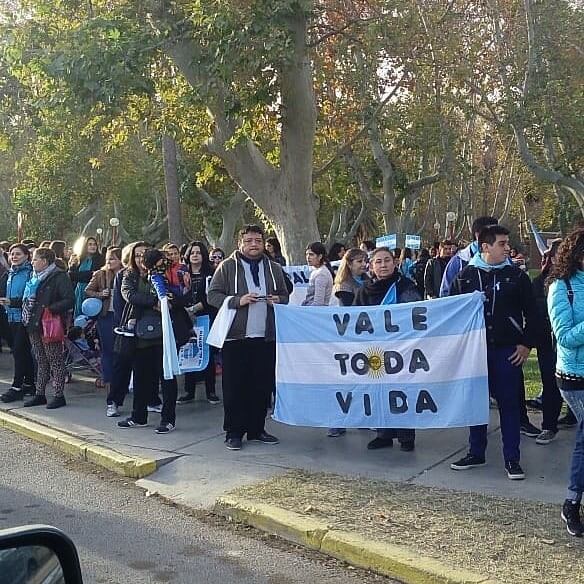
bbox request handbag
[135,309,163,340]
[207,296,236,348]
[41,308,65,344]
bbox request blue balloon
[81,298,102,317]
[74,315,89,328]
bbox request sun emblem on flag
[365,347,384,378]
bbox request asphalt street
[0,428,392,584]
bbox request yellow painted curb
[0,410,157,479]
[216,496,328,549]
[215,496,501,584]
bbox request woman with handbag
[0,244,35,403]
[69,236,104,317]
[85,247,122,397]
[177,241,220,404]
[22,248,74,409]
[117,243,162,429]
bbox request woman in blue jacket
[0,244,34,402]
[548,228,584,537]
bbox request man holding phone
[208,225,290,451]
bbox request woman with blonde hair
[327,247,370,438]
[85,247,123,393]
[333,248,370,308]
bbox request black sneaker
[207,393,221,405]
[562,500,584,537]
[155,423,175,434]
[520,422,541,437]
[24,394,47,407]
[0,388,24,403]
[505,461,525,480]
[21,383,36,396]
[117,418,147,428]
[400,441,415,452]
[247,432,279,444]
[225,437,242,450]
[450,454,486,470]
[46,395,66,410]
[558,412,578,427]
[176,394,195,404]
[367,437,393,450]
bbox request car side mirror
[0,525,83,583]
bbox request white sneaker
[106,403,120,417]
[147,404,162,414]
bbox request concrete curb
[0,410,157,479]
[215,496,502,584]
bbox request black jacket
[353,273,421,306]
[24,269,75,332]
[69,254,105,284]
[424,256,449,299]
[450,264,537,348]
[121,269,192,348]
[532,272,553,348]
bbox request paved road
[0,428,393,584]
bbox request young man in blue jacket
[449,225,537,480]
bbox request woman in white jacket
[302,242,333,307]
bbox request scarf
[22,263,58,325]
[469,253,508,271]
[239,254,261,287]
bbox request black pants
[108,347,162,409]
[222,339,275,439]
[107,350,132,406]
[377,428,416,444]
[131,344,163,424]
[519,370,531,426]
[9,323,34,389]
[161,374,178,427]
[184,347,216,397]
[538,341,563,432]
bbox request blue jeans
[559,390,584,502]
[469,346,522,463]
[96,312,114,383]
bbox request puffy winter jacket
[548,271,584,378]
[0,262,33,323]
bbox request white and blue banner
[178,315,210,373]
[273,292,489,429]
[405,234,421,250]
[376,234,397,249]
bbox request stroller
[64,317,104,388]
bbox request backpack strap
[565,278,574,306]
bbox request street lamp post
[433,221,441,238]
[109,218,120,246]
[96,228,103,248]
[446,212,456,239]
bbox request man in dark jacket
[449,225,537,480]
[424,240,455,299]
[208,224,290,451]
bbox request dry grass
[233,470,584,584]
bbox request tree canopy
[0,0,581,258]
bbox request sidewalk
[1,353,580,582]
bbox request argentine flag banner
[273,292,489,429]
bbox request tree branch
[314,73,405,179]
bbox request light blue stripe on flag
[273,378,489,428]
